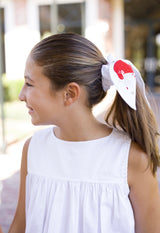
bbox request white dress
[25,127,135,233]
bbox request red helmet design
[113,60,134,80]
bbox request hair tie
[101,54,150,110]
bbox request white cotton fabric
[25,127,135,233]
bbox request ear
[63,82,80,106]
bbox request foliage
[2,76,24,102]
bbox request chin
[31,118,42,126]
[31,121,40,126]
[31,119,52,126]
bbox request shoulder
[23,137,32,152]
[128,141,149,187]
[111,129,131,158]
[129,142,149,172]
[27,127,53,152]
[30,127,53,143]
[21,137,32,174]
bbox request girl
[8,33,160,233]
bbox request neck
[54,107,111,142]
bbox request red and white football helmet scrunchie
[101,54,150,110]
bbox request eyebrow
[24,75,34,83]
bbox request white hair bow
[101,54,150,110]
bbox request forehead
[24,55,52,86]
[25,56,44,80]
[25,55,41,74]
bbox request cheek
[25,91,39,108]
[27,89,40,101]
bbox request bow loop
[101,64,113,92]
[101,54,149,110]
[107,54,115,64]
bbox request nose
[19,86,26,102]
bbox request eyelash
[25,82,33,87]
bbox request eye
[25,82,33,87]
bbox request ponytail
[105,85,160,175]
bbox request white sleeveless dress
[25,127,135,233]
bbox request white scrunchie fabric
[101,54,150,110]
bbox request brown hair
[30,33,107,108]
[31,33,160,174]
[106,86,160,175]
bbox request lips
[28,109,34,115]
[26,105,34,114]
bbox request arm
[0,225,3,233]
[8,138,31,233]
[128,142,160,233]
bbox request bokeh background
[0,0,160,232]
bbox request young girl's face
[19,55,64,125]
